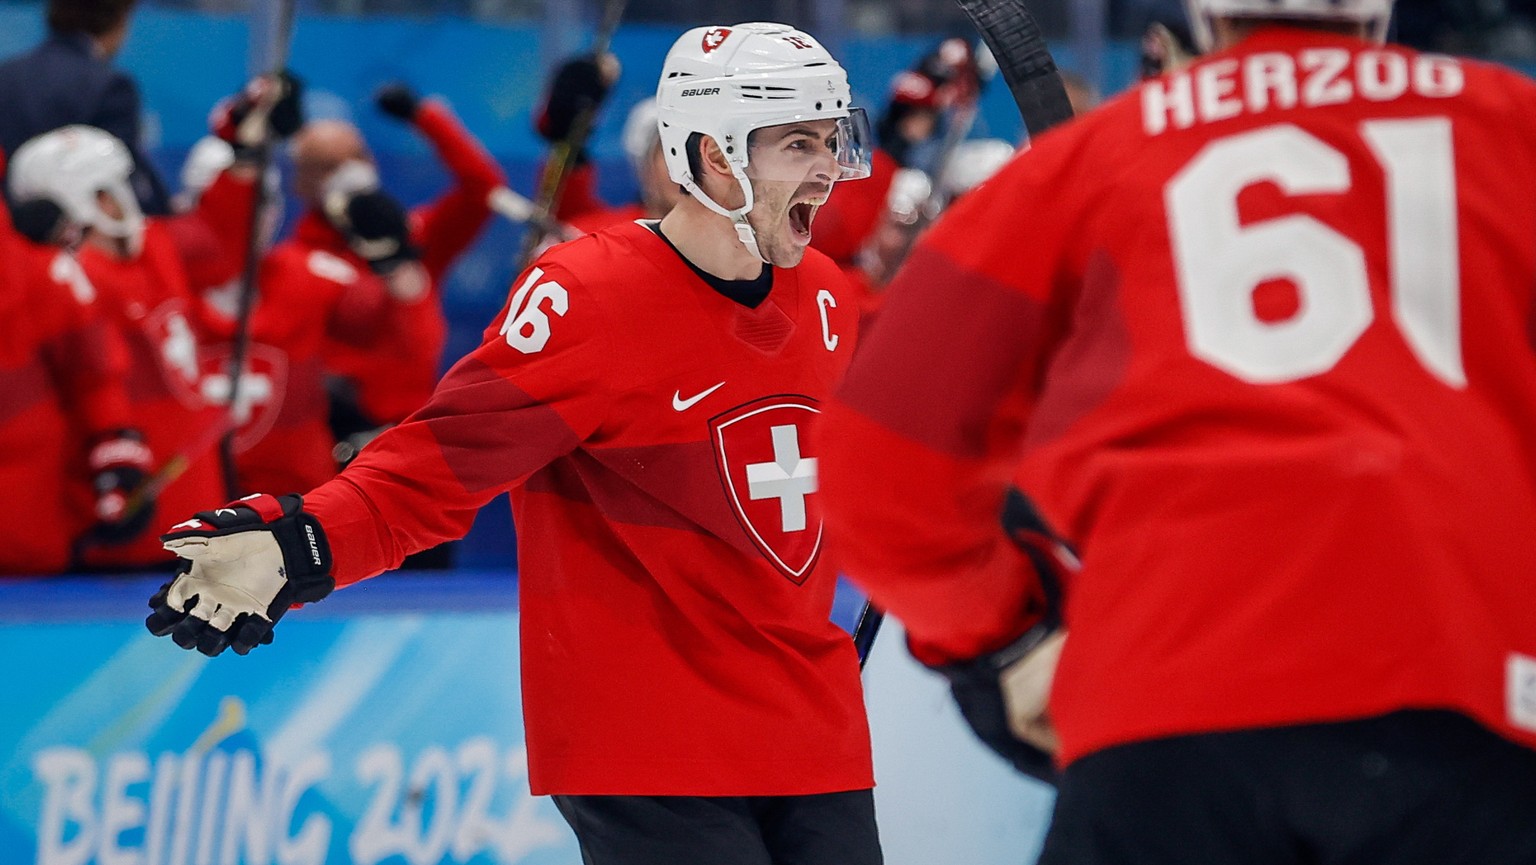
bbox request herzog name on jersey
[1143,48,1465,135]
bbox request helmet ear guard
[1183,0,1394,50]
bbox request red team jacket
[314,100,507,425]
[74,220,228,568]
[0,222,132,573]
[200,246,437,496]
[305,221,873,795]
[821,29,1536,766]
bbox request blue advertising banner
[0,575,1054,865]
[0,585,577,865]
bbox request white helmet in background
[9,125,145,255]
[621,97,661,175]
[1184,0,1394,51]
[656,22,873,261]
[939,138,1014,201]
[177,135,286,250]
[178,135,236,208]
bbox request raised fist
[375,82,422,122]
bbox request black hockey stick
[852,0,1076,669]
[955,0,1075,139]
[219,0,297,499]
[516,0,629,267]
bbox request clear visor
[744,108,873,185]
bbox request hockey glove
[375,82,422,122]
[325,187,421,276]
[211,70,305,156]
[87,429,155,545]
[927,487,1076,784]
[146,494,334,657]
[534,54,620,159]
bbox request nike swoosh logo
[673,381,726,412]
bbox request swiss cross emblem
[701,27,731,54]
[141,301,205,410]
[711,396,824,583]
[198,343,288,453]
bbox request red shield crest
[711,396,824,583]
[198,343,288,453]
[701,27,731,54]
[141,301,207,410]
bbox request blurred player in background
[145,22,882,865]
[7,73,273,568]
[0,153,146,575]
[0,0,170,214]
[821,0,1536,862]
[286,83,506,441]
[177,89,440,497]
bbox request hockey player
[0,159,147,574]
[819,1,1536,862]
[288,84,506,431]
[201,164,443,496]
[9,120,258,569]
[144,23,882,865]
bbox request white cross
[746,424,818,533]
[202,370,274,425]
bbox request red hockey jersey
[0,230,131,573]
[820,28,1536,766]
[305,220,872,796]
[75,221,227,568]
[318,100,506,425]
[199,246,438,496]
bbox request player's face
[744,119,841,267]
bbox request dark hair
[685,131,706,184]
[47,0,136,37]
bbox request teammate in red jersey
[0,168,147,574]
[819,1,1536,862]
[145,23,883,865]
[288,85,506,429]
[9,124,256,570]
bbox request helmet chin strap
[682,166,770,265]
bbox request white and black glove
[146,494,333,657]
[927,487,1076,784]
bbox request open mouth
[788,200,823,242]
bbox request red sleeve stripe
[418,355,583,493]
[836,245,1050,458]
[238,493,286,523]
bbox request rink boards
[0,574,1053,865]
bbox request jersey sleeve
[26,251,135,439]
[303,258,615,585]
[818,123,1093,663]
[408,100,506,279]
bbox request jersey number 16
[1166,118,1464,388]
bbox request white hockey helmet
[178,135,236,207]
[938,138,1015,201]
[1184,0,1394,51]
[9,125,145,255]
[656,22,873,260]
[621,97,661,174]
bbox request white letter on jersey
[500,267,569,355]
[816,289,839,351]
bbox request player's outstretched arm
[146,494,334,657]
